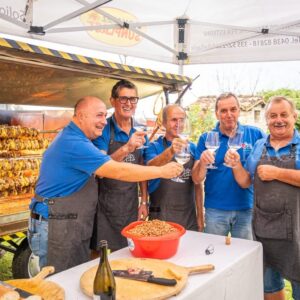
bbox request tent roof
[0,0,300,66]
[0,36,191,108]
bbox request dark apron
[91,119,141,251]
[149,138,198,231]
[253,144,300,282]
[44,177,98,273]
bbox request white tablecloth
[48,231,263,300]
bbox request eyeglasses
[116,96,139,104]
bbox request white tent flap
[0,0,300,65]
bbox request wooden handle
[149,125,160,142]
[32,266,55,283]
[0,291,20,300]
[0,285,20,300]
[186,264,215,275]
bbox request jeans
[204,208,253,239]
[27,217,48,269]
[264,267,300,300]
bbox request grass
[0,249,13,281]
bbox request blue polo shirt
[93,115,149,152]
[30,121,111,218]
[245,130,300,178]
[144,136,197,194]
[195,122,265,210]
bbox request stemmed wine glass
[205,131,220,169]
[133,112,148,149]
[177,117,191,141]
[224,131,243,168]
[171,118,191,183]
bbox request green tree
[187,104,215,143]
[259,89,300,131]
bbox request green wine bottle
[93,240,116,300]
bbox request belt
[31,212,48,221]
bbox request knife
[0,280,39,298]
[112,270,177,286]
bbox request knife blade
[0,280,39,298]
[112,270,177,286]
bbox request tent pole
[176,18,188,77]
[175,74,200,105]
[178,62,184,76]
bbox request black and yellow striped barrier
[0,36,191,84]
[0,232,26,243]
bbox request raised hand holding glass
[171,144,190,183]
[171,118,191,183]
[224,131,243,168]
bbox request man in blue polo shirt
[91,80,149,253]
[225,96,300,300]
[144,104,204,231]
[28,96,183,273]
[192,92,265,239]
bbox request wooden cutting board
[6,266,64,300]
[80,258,214,300]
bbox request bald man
[28,96,182,273]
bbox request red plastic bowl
[121,221,186,259]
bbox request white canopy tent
[0,0,300,74]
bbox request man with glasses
[192,92,265,239]
[91,79,149,253]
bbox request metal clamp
[205,244,214,255]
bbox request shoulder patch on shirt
[241,143,253,151]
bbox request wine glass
[205,131,220,169]
[171,118,191,183]
[224,131,243,168]
[171,144,191,183]
[133,113,148,149]
[177,117,191,141]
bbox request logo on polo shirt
[124,153,136,163]
[241,143,253,161]
[241,143,252,150]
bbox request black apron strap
[109,117,115,145]
[91,117,140,252]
